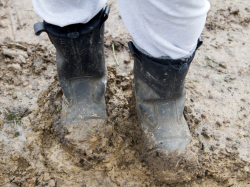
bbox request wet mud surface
[0,0,250,186]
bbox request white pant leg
[118,0,210,59]
[32,0,107,27]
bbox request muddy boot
[128,38,203,183]
[34,7,110,160]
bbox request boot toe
[156,136,192,152]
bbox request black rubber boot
[128,39,202,153]
[34,6,110,154]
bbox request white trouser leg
[32,0,107,27]
[118,0,210,59]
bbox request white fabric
[33,0,210,59]
[32,0,107,27]
[118,0,210,59]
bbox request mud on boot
[34,6,111,167]
[129,39,203,183]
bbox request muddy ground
[0,0,250,186]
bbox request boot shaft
[129,41,202,99]
[44,9,107,80]
[34,6,110,107]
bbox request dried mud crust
[138,111,204,184]
[31,76,62,132]
[141,147,201,184]
[31,63,249,186]
[0,40,60,186]
[29,66,161,186]
[52,118,111,170]
[206,5,250,30]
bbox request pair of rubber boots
[34,5,202,171]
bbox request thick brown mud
[0,0,250,186]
